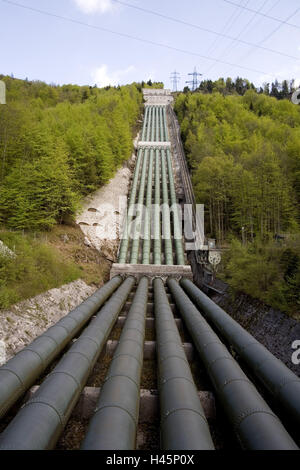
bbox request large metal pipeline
[82,277,148,450]
[154,278,215,450]
[118,149,143,263]
[167,279,298,450]
[141,106,149,141]
[0,277,135,450]
[151,106,155,142]
[180,278,300,426]
[142,149,154,264]
[163,107,169,142]
[153,149,162,265]
[161,150,173,265]
[0,276,122,420]
[155,106,159,142]
[146,106,152,142]
[159,107,164,142]
[130,149,149,264]
[166,148,185,265]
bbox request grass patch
[220,237,300,319]
[0,230,81,309]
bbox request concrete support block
[105,340,194,362]
[110,264,193,283]
[116,316,183,331]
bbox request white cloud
[91,64,135,87]
[73,0,115,14]
[294,78,300,89]
[258,64,300,86]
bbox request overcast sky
[1,0,300,89]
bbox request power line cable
[204,0,252,75]
[224,0,281,77]
[110,0,300,62]
[0,0,288,79]
[204,0,246,61]
[226,2,300,76]
[206,0,270,76]
[222,0,300,30]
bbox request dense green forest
[0,75,143,230]
[175,86,300,316]
[0,75,144,308]
[184,76,297,100]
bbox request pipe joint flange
[161,407,206,425]
[48,370,81,389]
[274,377,300,397]
[110,353,143,368]
[23,396,68,428]
[158,354,189,367]
[77,335,101,349]
[104,373,139,390]
[94,403,137,425]
[42,334,60,348]
[0,367,25,389]
[233,408,278,432]
[23,348,46,369]
[160,375,195,387]
[218,377,252,393]
[66,350,93,367]
[207,355,236,374]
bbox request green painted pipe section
[155,106,159,142]
[153,149,162,265]
[142,149,154,264]
[0,277,135,450]
[161,149,173,265]
[0,276,122,420]
[151,106,155,142]
[154,278,215,450]
[118,149,143,263]
[166,149,185,265]
[141,106,149,141]
[146,106,152,142]
[167,279,298,450]
[159,106,164,142]
[163,106,169,142]
[130,149,149,264]
[82,277,148,450]
[180,278,300,427]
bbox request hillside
[0,76,143,308]
[175,89,300,316]
[0,75,143,230]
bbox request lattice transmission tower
[170,70,180,92]
[186,67,202,91]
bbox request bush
[0,232,81,308]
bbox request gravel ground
[0,280,96,364]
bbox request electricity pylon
[186,67,202,91]
[170,70,180,92]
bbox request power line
[0,0,287,79]
[226,3,300,76]
[224,0,281,77]
[170,70,180,92]
[222,0,300,30]
[205,0,246,59]
[109,0,300,62]
[204,0,252,75]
